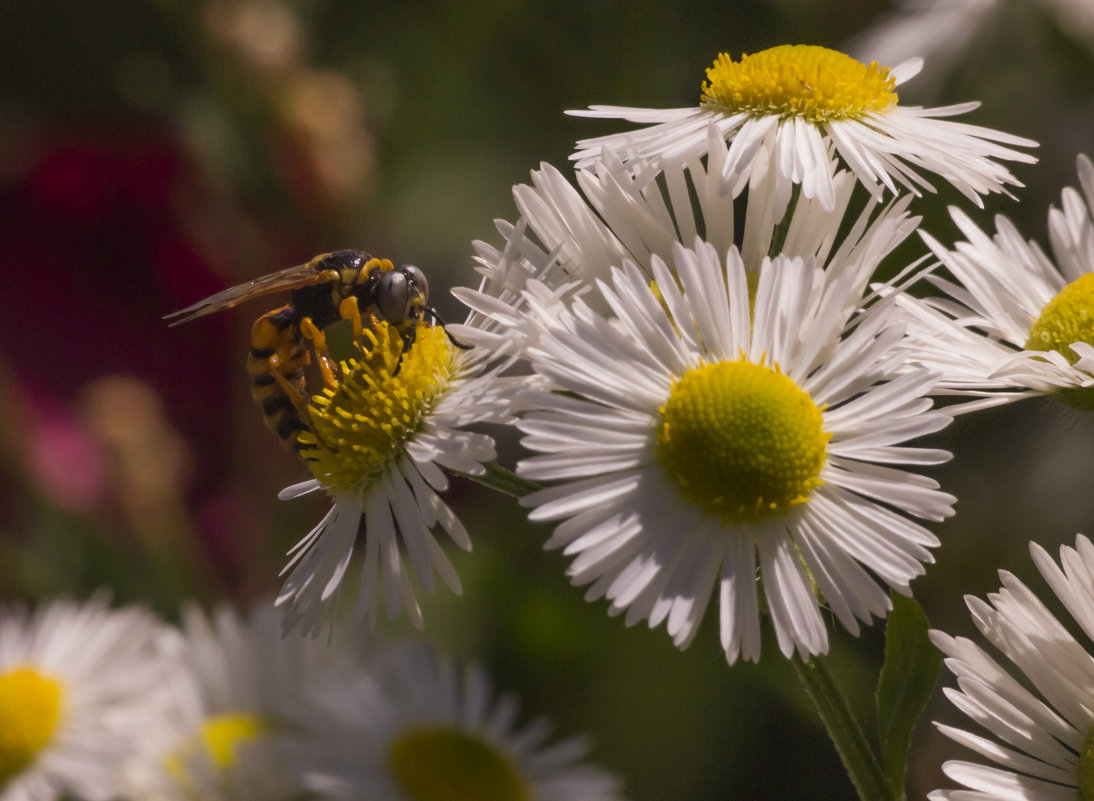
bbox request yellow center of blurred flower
[1078,726,1094,800]
[166,712,267,783]
[656,360,829,523]
[701,45,898,122]
[386,726,530,801]
[1025,272,1094,410]
[297,322,454,493]
[0,668,63,786]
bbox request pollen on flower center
[700,45,898,122]
[1025,272,1094,410]
[298,322,454,494]
[0,667,64,785]
[656,359,829,523]
[386,726,531,801]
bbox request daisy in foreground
[929,534,1094,801]
[569,44,1036,211]
[276,318,509,637]
[293,645,626,801]
[0,596,171,801]
[895,153,1094,412]
[514,239,955,662]
[121,603,333,801]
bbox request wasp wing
[164,263,326,326]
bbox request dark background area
[2,1,1094,798]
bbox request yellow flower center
[0,668,64,786]
[386,726,531,801]
[165,712,267,783]
[656,360,829,523]
[298,322,454,493]
[1025,272,1094,410]
[701,45,898,122]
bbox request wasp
[166,250,452,453]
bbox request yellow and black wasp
[166,250,450,453]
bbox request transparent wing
[165,263,325,326]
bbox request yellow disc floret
[1025,272,1094,410]
[656,359,829,523]
[701,45,898,122]
[299,322,454,493]
[165,712,268,787]
[386,726,531,801]
[0,668,63,786]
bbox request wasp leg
[299,317,339,390]
[338,296,363,340]
[266,352,311,417]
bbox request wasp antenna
[424,306,473,350]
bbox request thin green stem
[792,654,896,801]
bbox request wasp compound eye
[403,265,429,306]
[377,270,412,324]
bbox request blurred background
[2,0,1094,798]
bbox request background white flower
[0,595,172,801]
[894,154,1094,411]
[293,644,626,801]
[930,534,1094,801]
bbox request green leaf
[876,592,943,800]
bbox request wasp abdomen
[247,305,312,452]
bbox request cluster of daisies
[247,43,1094,800]
[0,595,623,801]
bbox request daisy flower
[512,239,954,663]
[569,44,1036,211]
[454,131,920,359]
[122,602,336,801]
[894,153,1094,412]
[929,534,1094,801]
[293,645,626,801]
[0,595,172,801]
[276,316,511,637]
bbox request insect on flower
[165,250,458,453]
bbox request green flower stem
[792,654,895,801]
[452,462,542,499]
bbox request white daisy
[894,153,1094,412]
[850,0,1094,84]
[454,132,920,358]
[929,534,1094,801]
[293,645,626,801]
[276,318,511,637]
[121,602,336,801]
[569,44,1036,210]
[0,595,172,801]
[512,239,954,663]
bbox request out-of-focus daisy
[894,153,1094,412]
[454,132,920,358]
[276,315,511,637]
[850,0,1094,88]
[929,534,1094,801]
[569,44,1036,211]
[294,645,626,801]
[0,595,171,801]
[122,603,335,801]
[511,239,954,663]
